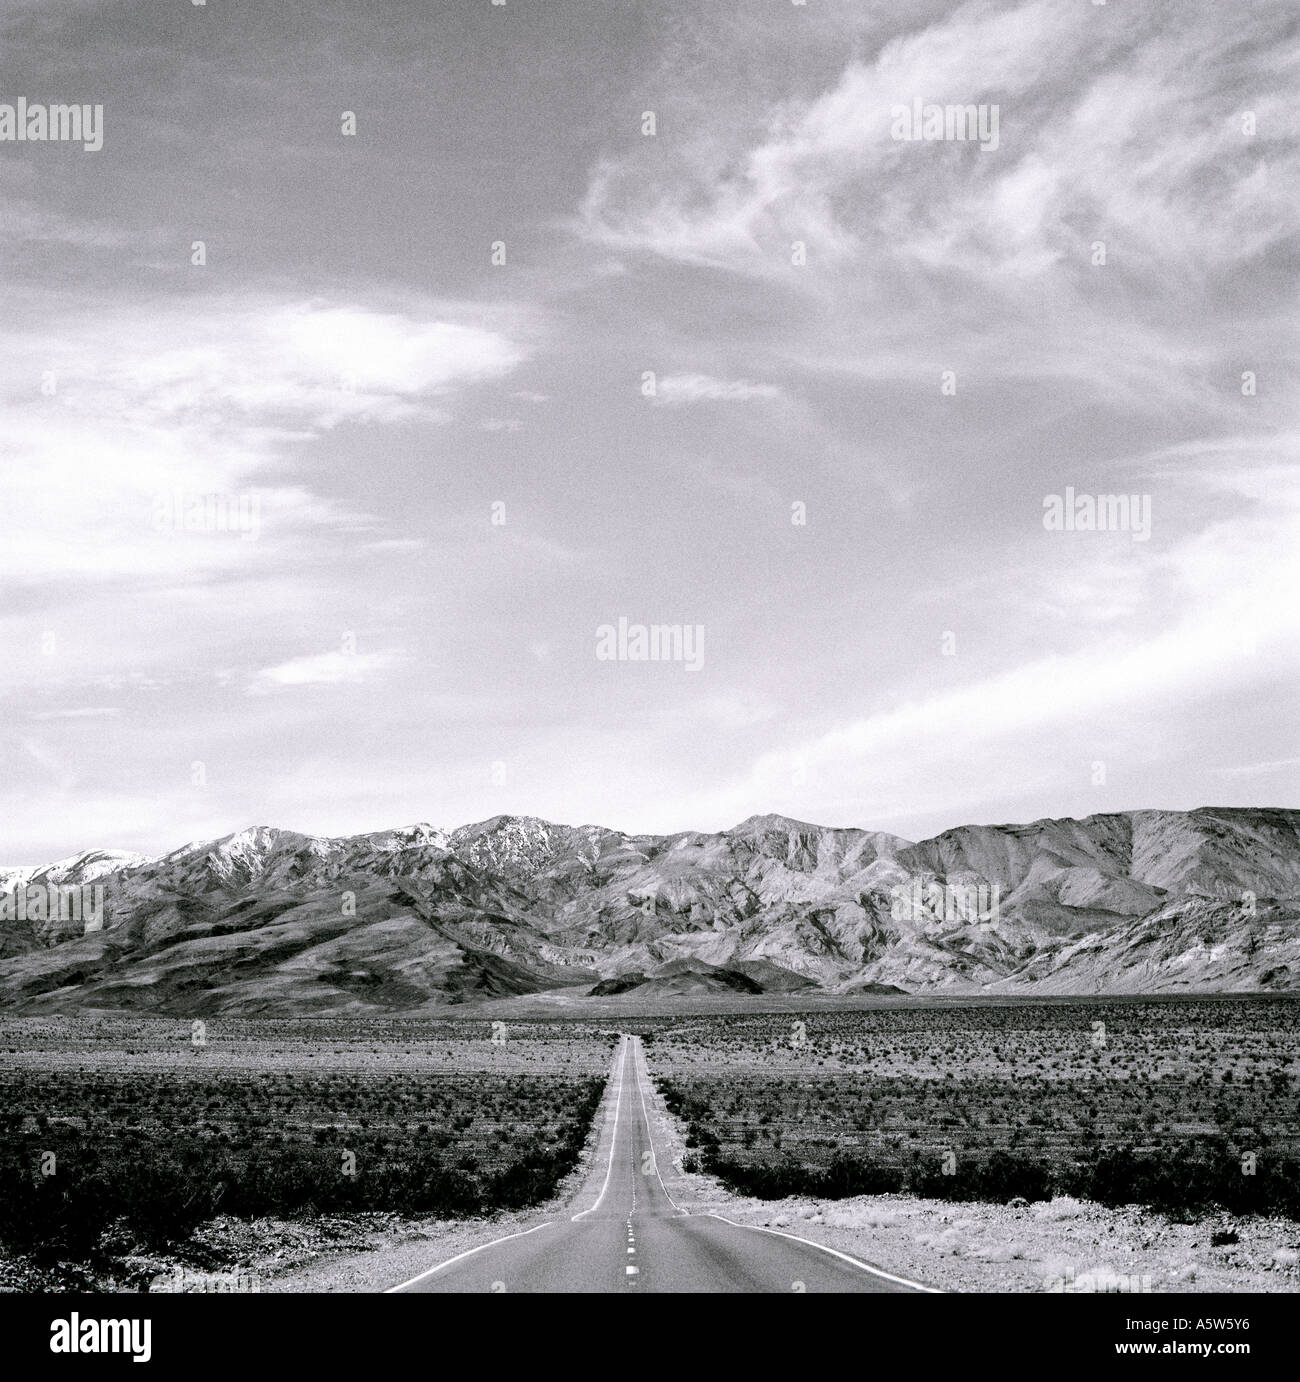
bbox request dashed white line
[630,1035,687,1215]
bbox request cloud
[681,693,779,731]
[0,294,530,589]
[1217,757,1300,779]
[654,373,782,405]
[29,708,122,721]
[246,650,404,694]
[577,1,1300,405]
[583,1,1298,277]
[357,538,425,555]
[2,2,1295,859]
[13,297,527,432]
[691,438,1300,828]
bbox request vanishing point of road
[386,1034,939,1294]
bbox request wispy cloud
[247,650,405,694]
[1218,757,1300,779]
[0,293,531,589]
[691,441,1300,832]
[653,373,782,406]
[579,0,1300,405]
[28,707,121,721]
[7,296,528,432]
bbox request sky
[1,0,1297,863]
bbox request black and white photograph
[0,0,1296,1358]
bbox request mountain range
[1,807,1298,1014]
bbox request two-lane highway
[387,1035,938,1294]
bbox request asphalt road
[387,1035,938,1294]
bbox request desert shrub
[0,1072,605,1255]
[1065,1142,1300,1218]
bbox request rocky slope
[0,807,1296,1013]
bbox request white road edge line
[387,1034,630,1287]
[571,1034,629,1221]
[384,1221,555,1293]
[705,1214,942,1294]
[630,1035,688,1215]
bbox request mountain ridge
[1,806,1296,1013]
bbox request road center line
[631,1035,688,1215]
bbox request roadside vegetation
[0,1017,614,1267]
[653,997,1300,1218]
